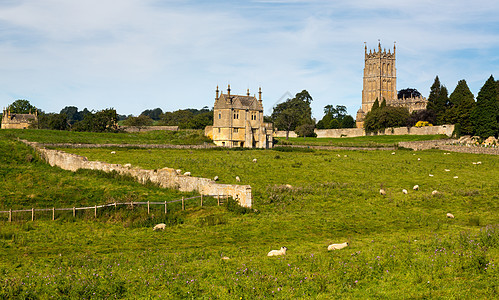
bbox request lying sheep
[391,152,396,155]
[446,213,455,219]
[267,246,287,257]
[111,151,116,154]
[453,176,459,179]
[402,189,408,194]
[413,185,419,191]
[175,169,182,174]
[183,172,191,176]
[431,190,439,196]
[429,174,434,177]
[379,189,386,196]
[221,256,230,260]
[253,158,257,163]
[214,176,219,181]
[328,242,349,251]
[236,176,241,182]
[153,223,166,231]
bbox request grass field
[0,130,498,299]
[275,134,449,147]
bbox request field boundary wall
[22,140,252,207]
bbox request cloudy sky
[0,0,498,119]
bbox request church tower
[362,42,397,112]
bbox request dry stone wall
[23,141,252,207]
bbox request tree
[123,115,154,129]
[407,109,436,127]
[471,75,498,138]
[364,106,409,133]
[8,99,37,114]
[316,104,355,129]
[271,90,313,139]
[72,108,119,132]
[37,113,69,130]
[141,108,163,120]
[380,99,386,109]
[60,106,83,125]
[371,99,380,111]
[426,76,449,125]
[444,80,475,135]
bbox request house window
[233,141,239,146]
[233,110,239,119]
[218,128,221,133]
[218,112,221,119]
[233,128,239,133]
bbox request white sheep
[328,242,349,251]
[183,172,191,176]
[429,174,434,177]
[402,189,408,194]
[253,158,257,163]
[153,223,166,231]
[413,185,419,191]
[111,151,116,154]
[124,163,132,168]
[445,169,450,172]
[214,176,219,181]
[446,213,455,219]
[236,176,241,182]
[379,189,386,196]
[175,169,182,174]
[267,246,287,257]
[417,158,421,161]
[476,161,482,165]
[391,152,396,155]
[453,176,459,179]
[431,190,439,196]
[221,256,230,260]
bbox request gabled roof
[215,93,263,111]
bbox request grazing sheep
[153,223,166,231]
[417,158,421,161]
[413,185,419,191]
[175,169,182,174]
[379,189,386,196]
[429,174,434,177]
[111,151,116,154]
[402,189,408,194]
[476,161,482,165]
[183,172,191,176]
[285,184,293,189]
[337,154,341,157]
[214,176,219,181]
[446,213,455,219]
[453,176,459,179]
[328,242,349,251]
[472,162,477,165]
[221,256,230,260]
[124,163,132,168]
[253,158,257,163]
[267,246,287,257]
[431,190,439,196]
[236,176,241,182]
[445,169,450,172]
[344,155,348,157]
[391,152,396,155]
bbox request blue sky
[0,0,498,119]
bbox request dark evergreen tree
[271,90,313,139]
[426,76,449,125]
[471,75,498,138]
[444,80,475,135]
[380,99,386,109]
[371,99,380,111]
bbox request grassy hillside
[0,134,498,298]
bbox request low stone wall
[37,143,216,149]
[398,139,499,155]
[121,126,179,132]
[276,124,455,139]
[398,139,458,151]
[23,141,252,207]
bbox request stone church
[207,85,273,148]
[1,108,38,129]
[356,42,427,128]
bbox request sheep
[379,189,386,195]
[175,169,182,174]
[391,152,396,155]
[472,162,477,165]
[431,190,439,196]
[267,246,287,257]
[445,169,450,172]
[476,161,482,165]
[328,242,349,251]
[413,185,419,191]
[402,189,408,194]
[213,176,219,181]
[124,163,132,168]
[253,158,257,163]
[111,151,116,154]
[429,174,434,177]
[221,256,230,260]
[285,184,293,189]
[453,176,459,179]
[236,176,241,182]
[183,172,191,176]
[417,158,421,161]
[153,223,166,231]
[446,213,455,219]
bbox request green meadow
[0,130,498,299]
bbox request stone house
[1,108,38,129]
[207,85,273,148]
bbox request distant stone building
[356,42,427,128]
[1,108,38,129]
[207,85,273,148]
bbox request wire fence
[0,194,230,223]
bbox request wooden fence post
[73,207,75,218]
[182,197,184,211]
[114,202,117,210]
[31,208,34,221]
[147,201,150,214]
[217,195,220,206]
[164,201,167,214]
[52,207,55,221]
[94,205,97,218]
[9,209,12,222]
[200,194,203,207]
